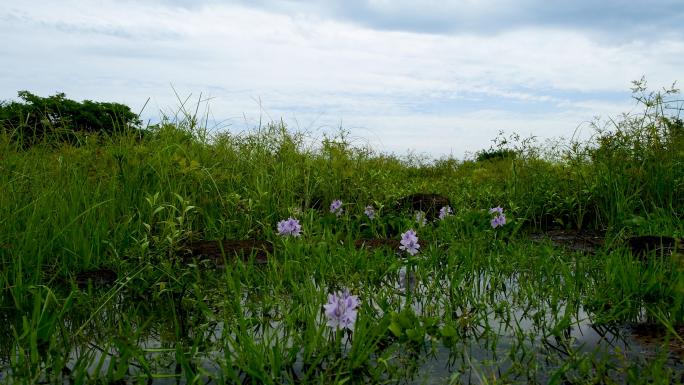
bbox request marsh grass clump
[582,78,683,230]
[0,81,683,384]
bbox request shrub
[0,91,142,146]
[475,148,518,162]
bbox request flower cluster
[364,205,375,220]
[415,211,427,227]
[438,205,453,220]
[330,199,343,217]
[489,206,506,228]
[399,229,420,256]
[277,217,302,237]
[324,288,360,331]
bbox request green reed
[0,82,682,383]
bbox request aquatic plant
[491,214,506,228]
[277,217,302,237]
[330,199,343,217]
[364,205,375,220]
[438,205,453,220]
[415,211,427,227]
[399,229,420,256]
[324,288,360,331]
[489,206,506,228]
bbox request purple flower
[399,229,420,256]
[364,205,375,220]
[324,288,360,331]
[438,206,453,220]
[414,211,427,226]
[490,214,507,228]
[330,199,343,217]
[277,217,302,237]
[489,206,506,228]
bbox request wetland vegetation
[0,80,683,384]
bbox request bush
[475,148,518,162]
[586,79,684,227]
[0,91,142,146]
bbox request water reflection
[1,269,682,384]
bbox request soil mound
[529,229,605,253]
[626,235,683,258]
[75,268,117,288]
[184,240,273,265]
[354,238,401,251]
[397,193,451,220]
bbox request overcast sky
[1,1,682,157]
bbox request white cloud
[0,0,681,157]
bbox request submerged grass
[0,81,683,384]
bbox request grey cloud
[1,5,182,41]
[48,21,137,39]
[197,0,684,39]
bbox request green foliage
[475,147,518,162]
[0,90,142,146]
[0,81,683,384]
[585,78,684,228]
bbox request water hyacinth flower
[330,199,343,217]
[324,288,360,331]
[399,229,420,256]
[491,214,507,228]
[438,205,453,220]
[414,211,427,226]
[489,206,506,228]
[364,205,375,220]
[277,217,302,237]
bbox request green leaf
[388,321,403,338]
[440,324,457,338]
[406,327,424,343]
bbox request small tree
[0,91,142,146]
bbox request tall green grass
[0,81,682,384]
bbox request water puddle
[183,239,273,266]
[2,266,683,383]
[529,229,605,254]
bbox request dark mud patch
[354,238,401,251]
[529,229,605,253]
[183,240,273,266]
[627,322,684,358]
[396,193,451,220]
[626,235,683,259]
[75,268,117,289]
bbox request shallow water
[411,310,684,384]
[2,269,682,384]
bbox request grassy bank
[0,84,682,384]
